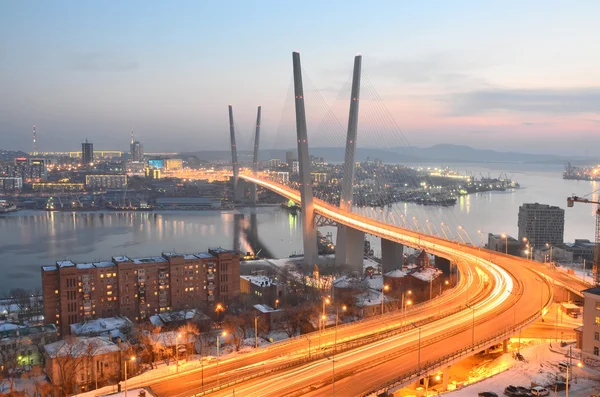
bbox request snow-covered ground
[440,343,600,397]
[556,264,594,286]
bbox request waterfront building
[0,176,22,192]
[85,174,128,190]
[488,233,522,256]
[42,249,240,335]
[518,203,565,247]
[580,286,600,371]
[32,182,85,193]
[240,275,284,306]
[154,197,221,210]
[82,140,94,165]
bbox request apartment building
[582,286,600,367]
[517,203,565,247]
[42,249,240,335]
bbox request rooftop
[56,260,75,268]
[583,286,600,296]
[254,304,282,313]
[149,309,209,327]
[411,267,442,282]
[112,256,130,263]
[94,261,116,268]
[132,256,168,265]
[241,275,279,287]
[0,324,57,341]
[70,316,132,337]
[385,269,408,278]
[44,336,120,358]
[76,262,95,270]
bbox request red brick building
[42,249,240,335]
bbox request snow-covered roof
[94,261,115,268]
[365,275,383,290]
[0,323,23,332]
[76,262,95,270]
[194,252,215,259]
[241,275,279,287]
[70,316,132,337]
[42,266,56,272]
[385,269,408,278]
[355,290,394,307]
[332,275,363,289]
[133,256,167,265]
[411,267,442,282]
[254,304,282,313]
[112,256,130,263]
[44,336,120,358]
[56,260,75,268]
[149,331,194,347]
[149,309,209,327]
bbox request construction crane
[567,195,600,285]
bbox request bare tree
[0,337,24,395]
[222,315,245,351]
[277,305,303,338]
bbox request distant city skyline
[1,1,600,155]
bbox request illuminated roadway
[147,175,581,396]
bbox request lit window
[113,273,116,277]
[100,274,104,278]
[54,290,58,294]
[107,291,112,295]
[596,302,600,310]
[596,316,600,326]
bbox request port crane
[567,195,600,285]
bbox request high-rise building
[285,151,297,166]
[130,141,144,162]
[42,248,240,335]
[518,203,565,247]
[292,161,299,176]
[269,159,282,167]
[85,174,128,190]
[82,140,94,165]
[164,158,183,171]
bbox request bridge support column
[233,213,244,254]
[435,256,451,274]
[292,52,317,265]
[381,239,404,274]
[346,228,365,273]
[503,339,509,353]
[250,106,261,205]
[336,55,362,268]
[228,105,241,203]
[442,366,450,390]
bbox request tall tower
[131,130,134,145]
[292,52,318,265]
[82,139,94,165]
[250,106,262,204]
[228,105,243,202]
[32,125,37,153]
[335,55,365,270]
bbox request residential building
[82,140,94,165]
[253,304,284,331]
[518,203,565,247]
[268,159,281,167]
[148,308,211,330]
[291,161,299,176]
[0,324,58,367]
[0,177,22,192]
[85,174,128,191]
[42,249,240,335]
[311,172,327,184]
[70,316,133,341]
[581,286,600,371]
[125,161,145,176]
[240,275,284,306]
[145,168,161,179]
[488,233,522,256]
[44,336,121,393]
[285,151,297,166]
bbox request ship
[281,199,300,213]
[0,200,18,214]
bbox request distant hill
[183,144,594,165]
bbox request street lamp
[123,356,135,397]
[565,345,583,397]
[215,303,224,324]
[466,303,475,350]
[254,316,260,349]
[332,305,347,396]
[217,331,227,387]
[477,229,484,248]
[545,243,553,264]
[440,279,449,296]
[501,233,508,254]
[274,299,280,309]
[381,285,389,316]
[410,322,421,373]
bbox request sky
[1,1,600,155]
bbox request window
[596,302,600,310]
[595,347,599,356]
[596,316,600,326]
[596,332,599,341]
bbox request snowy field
[443,344,600,397]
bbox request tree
[0,337,24,395]
[222,315,245,351]
[277,305,303,338]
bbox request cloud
[70,52,139,71]
[523,122,534,125]
[448,87,600,115]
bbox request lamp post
[410,323,421,373]
[440,279,449,296]
[332,305,347,396]
[501,233,508,254]
[217,331,226,387]
[440,222,449,240]
[566,345,583,397]
[546,243,553,264]
[322,297,330,331]
[381,285,389,316]
[477,229,484,248]
[274,299,280,309]
[175,333,182,373]
[215,303,224,325]
[303,335,311,360]
[466,303,475,350]
[254,316,260,349]
[123,356,135,397]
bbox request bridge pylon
[292,52,318,265]
[228,105,244,202]
[335,55,365,272]
[250,106,261,204]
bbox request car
[479,393,499,397]
[530,386,549,396]
[505,385,519,396]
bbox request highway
[147,175,573,396]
